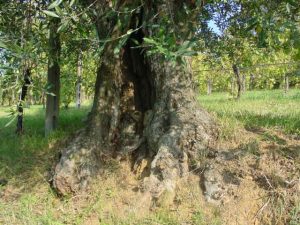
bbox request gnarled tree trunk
[52,0,216,206]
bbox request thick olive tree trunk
[45,18,61,136]
[53,0,216,205]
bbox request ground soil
[0,126,299,224]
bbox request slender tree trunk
[16,68,31,134]
[207,78,212,95]
[1,91,5,106]
[284,74,289,93]
[242,74,246,92]
[76,50,83,108]
[53,1,216,206]
[232,64,242,99]
[231,76,235,96]
[250,73,255,90]
[45,18,61,136]
[8,93,12,106]
[34,94,38,105]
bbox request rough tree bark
[45,18,61,136]
[16,68,31,134]
[52,0,216,206]
[232,64,242,99]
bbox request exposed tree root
[52,1,217,205]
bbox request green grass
[198,89,300,138]
[0,90,299,224]
[0,103,197,225]
[0,103,94,224]
[0,104,91,190]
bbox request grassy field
[0,90,299,224]
[0,104,214,225]
[199,89,300,140]
[0,104,91,185]
[199,89,300,225]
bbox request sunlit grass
[0,101,223,224]
[199,89,300,138]
[1,90,299,224]
[0,103,91,190]
[0,103,94,224]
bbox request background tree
[45,17,61,136]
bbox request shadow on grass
[0,105,90,193]
[278,145,300,159]
[245,127,288,145]
[216,111,300,136]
